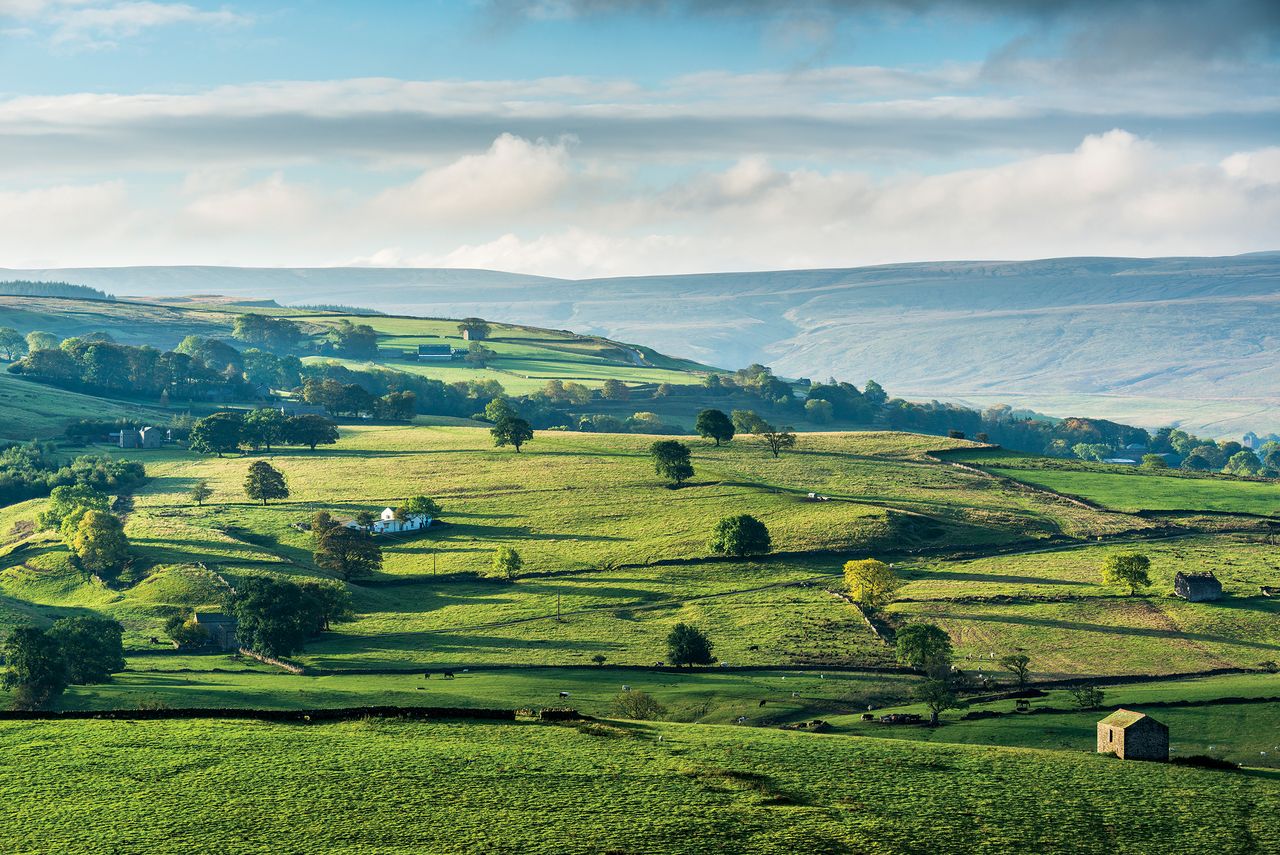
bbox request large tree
[842,558,899,610]
[68,510,130,580]
[244,461,289,505]
[650,440,693,487]
[1101,552,1151,595]
[0,326,27,360]
[709,514,771,556]
[243,408,288,451]
[998,653,1032,689]
[695,409,735,446]
[282,414,339,450]
[36,483,109,531]
[759,424,797,458]
[229,576,310,658]
[24,330,58,352]
[396,495,442,520]
[895,623,953,675]
[1,626,69,710]
[47,616,125,684]
[189,411,244,457]
[314,526,383,581]
[666,623,715,667]
[915,678,960,726]
[457,318,491,340]
[491,416,533,453]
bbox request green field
[2,716,1276,854]
[4,297,1280,849]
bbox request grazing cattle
[759,700,768,707]
[559,691,570,699]
[747,644,759,651]
[442,670,455,679]
[791,692,799,698]
[423,672,431,679]
[736,716,747,724]
[654,661,664,667]
[622,685,631,692]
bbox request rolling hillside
[7,252,1280,435]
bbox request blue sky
[0,0,1276,275]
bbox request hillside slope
[7,253,1279,435]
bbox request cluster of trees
[301,378,417,420]
[576,412,683,435]
[9,333,254,401]
[1,616,125,709]
[38,485,132,581]
[225,576,353,658]
[0,280,112,300]
[188,410,339,456]
[0,442,145,505]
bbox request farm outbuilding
[192,612,240,651]
[417,344,455,362]
[1097,709,1168,761]
[1174,571,1223,602]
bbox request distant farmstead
[347,507,432,535]
[118,426,165,449]
[1174,571,1223,602]
[417,344,456,362]
[1097,709,1169,761]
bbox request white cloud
[180,171,320,233]
[371,134,574,223]
[0,180,135,266]
[1,1,249,49]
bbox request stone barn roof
[1098,709,1153,729]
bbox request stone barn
[1174,571,1223,602]
[193,612,239,651]
[1097,709,1168,761]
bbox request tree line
[0,442,145,506]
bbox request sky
[0,0,1277,277]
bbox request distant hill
[5,253,1279,435]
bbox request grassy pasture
[1,717,1277,854]
[0,373,172,439]
[0,665,917,724]
[833,672,1280,768]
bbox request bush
[708,514,771,556]
[613,690,667,721]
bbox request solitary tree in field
[492,546,523,580]
[244,460,289,505]
[1,626,69,710]
[998,653,1032,689]
[69,510,130,580]
[229,576,311,657]
[650,440,694,487]
[709,514,771,556]
[666,623,715,667]
[189,480,213,507]
[915,678,959,726]
[695,409,735,446]
[491,415,533,452]
[613,690,666,720]
[759,424,797,458]
[1101,552,1151,595]
[314,526,383,581]
[895,623,953,675]
[731,410,768,434]
[842,558,899,610]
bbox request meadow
[2,716,1278,854]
